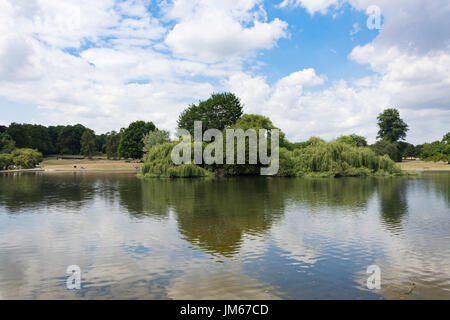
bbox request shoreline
[1,168,140,174]
[0,168,45,173]
[2,159,448,174]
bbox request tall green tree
[80,129,96,158]
[177,92,244,136]
[95,134,107,154]
[119,121,156,159]
[48,125,65,154]
[105,131,122,159]
[377,108,409,142]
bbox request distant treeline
[0,121,157,160]
[0,123,99,155]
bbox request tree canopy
[143,129,170,157]
[119,121,156,159]
[377,108,409,142]
[336,134,368,147]
[10,148,43,169]
[177,92,243,135]
[105,131,122,159]
[370,140,401,162]
[0,133,16,154]
[80,129,96,158]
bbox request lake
[0,172,449,299]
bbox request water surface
[0,172,449,299]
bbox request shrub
[0,154,13,170]
[278,141,401,177]
[11,148,43,169]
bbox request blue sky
[0,0,449,144]
[259,1,378,84]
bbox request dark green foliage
[119,121,156,159]
[6,123,54,154]
[0,133,16,154]
[10,148,43,169]
[371,140,401,162]
[377,108,409,142]
[48,125,65,154]
[57,124,87,155]
[95,134,107,153]
[177,92,243,135]
[105,131,122,159]
[397,141,418,159]
[6,123,30,149]
[80,129,96,158]
[4,123,103,155]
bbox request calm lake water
[0,172,449,299]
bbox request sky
[0,0,449,144]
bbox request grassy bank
[398,160,450,171]
[41,157,143,172]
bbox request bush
[0,154,13,170]
[420,136,449,163]
[277,141,401,177]
[141,142,212,178]
[11,148,43,169]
